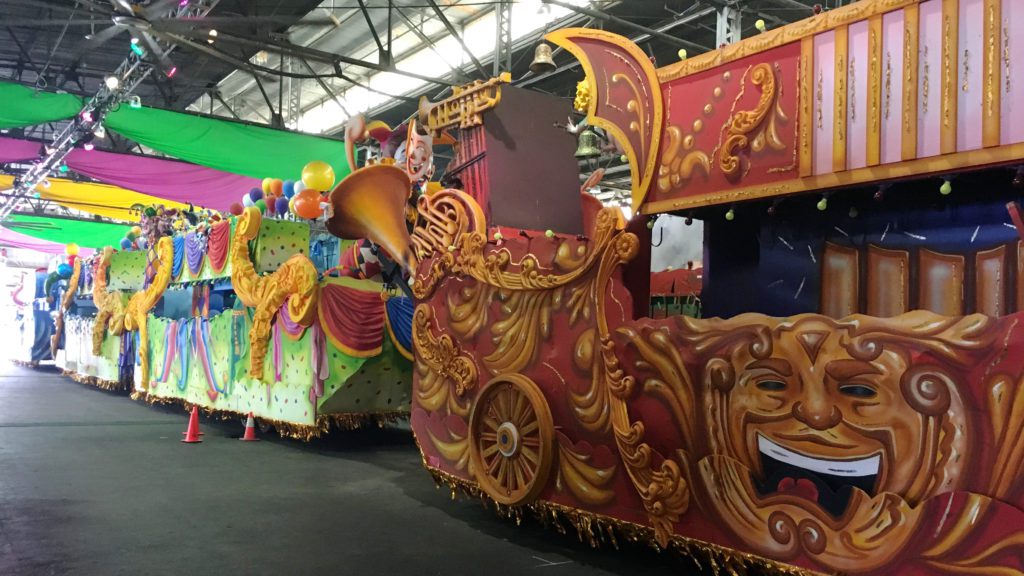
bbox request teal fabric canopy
[105,106,351,181]
[0,82,82,129]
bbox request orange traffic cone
[240,412,260,442]
[181,406,203,443]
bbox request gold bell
[530,42,556,74]
[574,128,602,158]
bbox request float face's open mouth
[753,435,881,518]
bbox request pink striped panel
[881,9,905,164]
[918,0,943,158]
[958,0,985,151]
[847,20,870,169]
[1002,0,1024,144]
[814,30,837,175]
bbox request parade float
[57,152,420,439]
[339,0,1024,573]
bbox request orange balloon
[270,179,284,196]
[293,189,323,219]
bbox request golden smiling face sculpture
[672,311,998,572]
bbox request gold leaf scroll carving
[51,257,82,359]
[411,188,487,261]
[229,207,319,379]
[91,247,126,355]
[555,433,617,507]
[124,236,173,389]
[720,63,788,179]
[656,125,710,193]
[413,304,477,397]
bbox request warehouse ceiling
[0,0,841,207]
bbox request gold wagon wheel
[468,374,555,506]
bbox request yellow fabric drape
[0,175,188,222]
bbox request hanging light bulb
[816,195,828,211]
[646,218,655,230]
[848,206,859,218]
[725,207,735,221]
[83,142,94,151]
[93,125,105,138]
[677,48,687,61]
[755,19,767,33]
[207,29,218,44]
[940,178,953,195]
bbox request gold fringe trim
[11,359,41,368]
[61,370,131,392]
[424,465,823,576]
[131,391,407,441]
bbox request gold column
[834,25,849,172]
[868,15,883,166]
[902,4,919,161]
[940,0,959,154]
[982,0,1001,147]
[800,37,814,177]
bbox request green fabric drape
[0,82,82,129]
[105,106,351,181]
[3,214,128,248]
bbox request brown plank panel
[918,248,965,315]
[867,245,910,316]
[821,242,860,317]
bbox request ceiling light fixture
[104,75,120,90]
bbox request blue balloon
[282,180,295,198]
[249,189,264,202]
[57,263,73,278]
[120,238,132,250]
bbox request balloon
[65,243,79,256]
[250,189,264,202]
[275,196,290,216]
[261,178,273,194]
[144,207,157,217]
[282,180,294,198]
[288,197,296,214]
[58,263,73,278]
[242,195,254,208]
[293,189,323,219]
[131,225,143,237]
[301,160,335,191]
[126,230,137,240]
[265,195,277,214]
[120,238,132,250]
[270,179,283,196]
[227,203,243,216]
[254,199,267,213]
[292,180,306,196]
[137,237,148,250]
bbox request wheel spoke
[487,453,501,475]
[521,445,538,465]
[480,431,497,442]
[512,456,527,490]
[520,420,539,436]
[483,414,500,432]
[512,391,527,426]
[497,457,509,487]
[521,435,540,447]
[483,444,499,458]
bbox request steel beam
[541,0,701,51]
[425,0,488,78]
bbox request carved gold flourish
[412,188,487,261]
[720,63,787,179]
[556,435,617,507]
[655,125,710,193]
[611,72,647,159]
[413,304,477,396]
[817,69,824,129]
[885,51,892,119]
[943,16,952,127]
[962,49,970,93]
[124,236,173,389]
[230,207,319,379]
[986,4,996,118]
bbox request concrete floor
[0,363,700,576]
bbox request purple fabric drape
[0,136,42,163]
[184,232,205,275]
[66,148,259,211]
[0,227,95,256]
[0,136,258,211]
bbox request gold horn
[529,42,556,74]
[326,164,418,273]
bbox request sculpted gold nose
[792,401,842,430]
